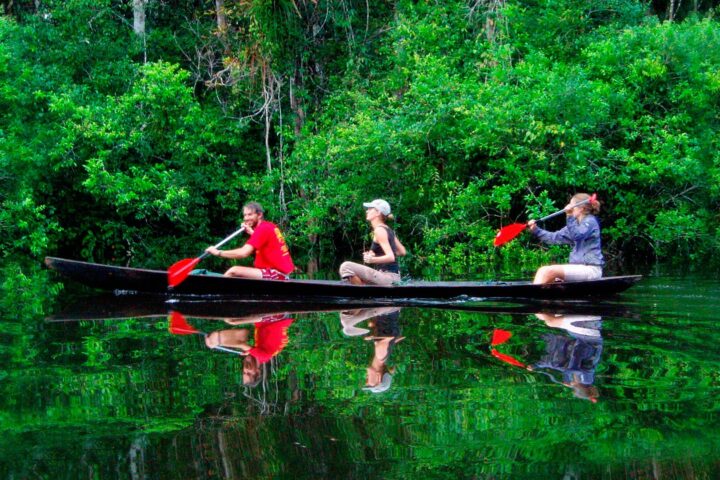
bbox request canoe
[45,256,642,301]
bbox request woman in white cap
[339,199,407,285]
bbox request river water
[1,275,719,478]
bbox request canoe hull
[45,257,642,301]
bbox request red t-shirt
[246,221,295,274]
[248,316,294,364]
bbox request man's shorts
[260,268,290,281]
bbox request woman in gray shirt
[528,193,604,284]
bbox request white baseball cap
[363,199,391,216]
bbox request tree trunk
[290,69,305,137]
[215,0,228,34]
[217,429,236,479]
[306,252,319,278]
[133,0,147,36]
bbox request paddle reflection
[491,313,603,402]
[340,307,403,394]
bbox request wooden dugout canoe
[45,257,642,302]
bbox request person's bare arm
[394,236,407,257]
[206,243,255,259]
[204,329,252,351]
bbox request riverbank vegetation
[2,1,719,284]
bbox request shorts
[561,264,602,282]
[261,268,290,281]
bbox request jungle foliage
[2,0,720,282]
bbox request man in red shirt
[202,314,295,386]
[205,202,295,280]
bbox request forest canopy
[1,0,719,281]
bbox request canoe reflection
[340,307,403,394]
[492,314,603,403]
[48,295,620,400]
[47,292,636,321]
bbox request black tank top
[370,225,399,274]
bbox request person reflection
[204,313,295,387]
[531,313,603,403]
[340,307,404,393]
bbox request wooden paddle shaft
[197,225,246,260]
[212,225,246,249]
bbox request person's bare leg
[533,266,565,284]
[534,313,555,323]
[535,313,564,328]
[223,315,267,326]
[348,275,364,285]
[224,266,263,279]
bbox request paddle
[489,328,526,368]
[168,311,246,355]
[493,193,597,247]
[168,226,246,287]
[491,328,512,346]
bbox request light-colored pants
[340,307,401,336]
[339,261,400,286]
[560,264,603,282]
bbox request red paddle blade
[491,348,526,368]
[493,223,527,247]
[491,328,512,346]
[168,311,199,335]
[168,257,201,287]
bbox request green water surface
[1,276,719,479]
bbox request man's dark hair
[243,355,265,388]
[243,202,264,215]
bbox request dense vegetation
[2,0,720,286]
[3,4,719,476]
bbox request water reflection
[490,313,603,402]
[169,311,295,387]
[340,307,403,393]
[533,314,603,402]
[20,279,720,478]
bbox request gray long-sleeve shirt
[532,215,605,266]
